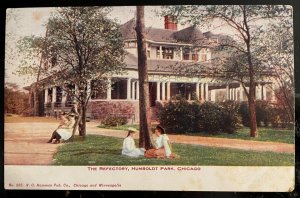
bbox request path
[86,122,295,154]
[4,122,294,165]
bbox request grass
[186,128,295,144]
[98,125,294,144]
[53,135,294,166]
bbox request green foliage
[5,83,30,115]
[158,99,242,134]
[53,135,294,166]
[239,100,292,129]
[157,98,196,133]
[102,116,128,127]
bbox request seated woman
[47,112,76,144]
[122,128,145,157]
[145,125,175,159]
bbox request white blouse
[155,134,172,157]
[122,136,145,157]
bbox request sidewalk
[4,122,294,165]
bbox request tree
[17,7,126,139]
[5,83,30,115]
[161,5,292,137]
[135,6,154,149]
[258,21,294,122]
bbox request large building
[27,16,277,122]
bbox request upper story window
[156,46,174,60]
[124,41,136,48]
[200,48,207,62]
[162,47,174,59]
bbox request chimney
[164,15,177,30]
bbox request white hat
[128,127,138,133]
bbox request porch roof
[124,52,212,73]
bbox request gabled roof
[120,18,221,45]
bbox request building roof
[120,18,221,45]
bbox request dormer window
[124,41,136,48]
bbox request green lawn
[98,125,294,144]
[53,135,294,166]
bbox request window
[111,78,127,99]
[147,50,150,58]
[162,47,174,59]
[124,41,136,48]
[201,54,207,62]
[192,54,198,61]
[156,47,161,59]
[91,80,107,100]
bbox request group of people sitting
[47,107,176,159]
[122,125,176,159]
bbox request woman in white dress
[145,125,175,158]
[47,113,76,144]
[122,128,145,157]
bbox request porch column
[229,88,232,100]
[226,84,229,100]
[262,84,267,100]
[136,81,139,100]
[159,45,163,59]
[239,83,244,101]
[161,82,166,100]
[234,88,237,101]
[156,82,161,101]
[256,84,262,100]
[180,47,183,61]
[205,83,209,101]
[211,89,216,102]
[62,88,67,108]
[86,81,91,97]
[44,89,48,104]
[131,81,136,100]
[166,82,171,100]
[52,86,57,103]
[196,82,200,100]
[200,83,204,101]
[107,78,112,100]
[127,78,132,100]
[271,83,276,101]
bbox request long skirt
[144,148,165,158]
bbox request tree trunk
[79,104,86,138]
[33,90,40,116]
[136,6,154,149]
[248,79,258,137]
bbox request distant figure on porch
[121,128,145,157]
[47,112,76,144]
[144,125,176,159]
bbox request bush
[238,100,292,128]
[157,98,196,133]
[102,116,128,126]
[219,101,242,133]
[158,99,241,134]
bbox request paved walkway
[4,122,294,165]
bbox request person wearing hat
[47,112,76,144]
[145,125,175,158]
[121,127,145,157]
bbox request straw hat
[128,127,138,133]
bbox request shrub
[219,101,242,133]
[102,116,128,126]
[158,99,241,134]
[157,97,196,133]
[196,102,222,133]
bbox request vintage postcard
[4,5,295,191]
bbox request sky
[4,6,234,89]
